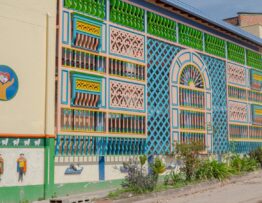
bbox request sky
[177,0,262,20]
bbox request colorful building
[0,0,261,202]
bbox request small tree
[176,141,204,181]
[151,157,166,183]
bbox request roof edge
[159,0,262,47]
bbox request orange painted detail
[76,20,101,36]
[0,133,56,138]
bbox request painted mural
[17,153,27,182]
[64,164,83,175]
[0,65,18,101]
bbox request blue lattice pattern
[147,38,181,155]
[201,54,229,154]
[55,135,146,156]
[230,141,262,154]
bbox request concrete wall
[0,0,56,136]
[0,148,44,187]
[54,156,142,184]
[0,1,56,201]
[241,24,262,38]
[54,156,99,184]
[105,156,137,181]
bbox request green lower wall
[44,138,55,198]
[0,137,122,202]
[53,179,122,197]
[0,185,45,203]
[0,179,122,202]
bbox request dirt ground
[135,172,262,203]
[44,171,262,203]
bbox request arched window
[170,50,212,153]
[178,65,206,147]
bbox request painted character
[17,153,27,182]
[0,71,14,101]
[0,154,3,181]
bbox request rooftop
[237,12,262,15]
[159,0,262,47]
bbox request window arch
[169,50,212,153]
[179,65,204,89]
[178,65,206,147]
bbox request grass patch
[107,177,202,200]
[107,188,129,199]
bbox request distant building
[224,12,262,38]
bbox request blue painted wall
[200,54,229,154]
[147,38,181,155]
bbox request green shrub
[196,159,231,181]
[230,154,259,173]
[241,156,259,172]
[122,156,166,194]
[122,159,155,194]
[151,157,166,181]
[230,154,242,173]
[249,147,262,168]
[176,141,204,180]
[164,171,185,185]
[139,155,147,166]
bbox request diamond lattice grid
[201,54,229,154]
[147,38,181,155]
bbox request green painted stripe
[0,138,44,148]
[53,179,122,197]
[0,179,123,202]
[44,138,55,198]
[0,184,44,202]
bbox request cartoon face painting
[0,65,18,101]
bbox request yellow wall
[0,0,56,136]
[241,24,262,38]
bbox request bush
[195,154,258,181]
[249,147,262,168]
[164,171,185,185]
[196,159,232,181]
[151,157,166,181]
[241,156,259,172]
[122,156,166,194]
[230,154,259,173]
[176,141,204,181]
[230,154,243,173]
[122,159,155,194]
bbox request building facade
[224,12,262,38]
[0,0,261,202]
